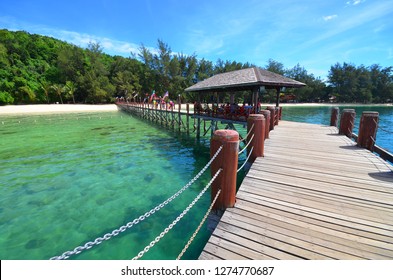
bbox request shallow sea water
[1,111,237,260]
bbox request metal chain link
[237,146,254,173]
[239,123,254,143]
[239,133,254,155]
[374,119,393,134]
[177,189,222,260]
[50,145,223,260]
[132,168,223,260]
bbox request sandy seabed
[0,104,119,115]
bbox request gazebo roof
[185,67,306,92]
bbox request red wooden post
[259,109,271,139]
[330,107,339,127]
[247,114,265,162]
[339,109,356,138]
[357,111,379,151]
[278,106,282,120]
[266,106,276,130]
[210,130,239,210]
[274,107,279,125]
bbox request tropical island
[0,29,392,106]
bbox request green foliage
[0,29,391,105]
[328,63,393,103]
[0,91,14,105]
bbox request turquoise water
[1,111,236,260]
[281,105,393,153]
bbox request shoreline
[1,102,391,116]
[0,104,119,115]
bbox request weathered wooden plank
[241,177,393,214]
[240,182,393,223]
[207,235,275,260]
[235,190,393,240]
[212,227,301,260]
[202,242,249,260]
[226,206,393,259]
[216,221,333,259]
[244,172,393,207]
[251,160,393,190]
[235,199,393,249]
[219,213,353,259]
[198,251,224,260]
[199,120,393,260]
[236,190,393,235]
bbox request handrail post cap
[362,111,379,116]
[212,129,239,142]
[248,114,265,120]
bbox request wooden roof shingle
[185,67,306,92]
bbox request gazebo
[185,67,306,107]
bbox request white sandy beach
[0,104,119,115]
[1,102,391,116]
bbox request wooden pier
[200,120,393,260]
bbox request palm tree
[40,80,51,104]
[51,84,64,104]
[65,81,76,104]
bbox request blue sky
[1,0,392,80]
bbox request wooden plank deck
[199,121,393,260]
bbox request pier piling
[259,109,271,139]
[330,107,339,127]
[357,111,379,151]
[339,109,356,138]
[210,130,239,210]
[247,114,266,162]
[266,106,276,131]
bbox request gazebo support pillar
[252,88,259,113]
[275,86,281,107]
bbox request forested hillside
[0,29,392,105]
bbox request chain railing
[237,122,256,172]
[239,123,254,143]
[50,145,223,260]
[237,146,254,173]
[374,119,393,134]
[132,168,223,260]
[176,189,222,260]
[239,134,254,155]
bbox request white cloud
[323,15,338,21]
[0,16,142,57]
[346,0,366,6]
[187,29,224,56]
[51,30,141,56]
[300,1,393,50]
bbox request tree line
[0,29,392,105]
